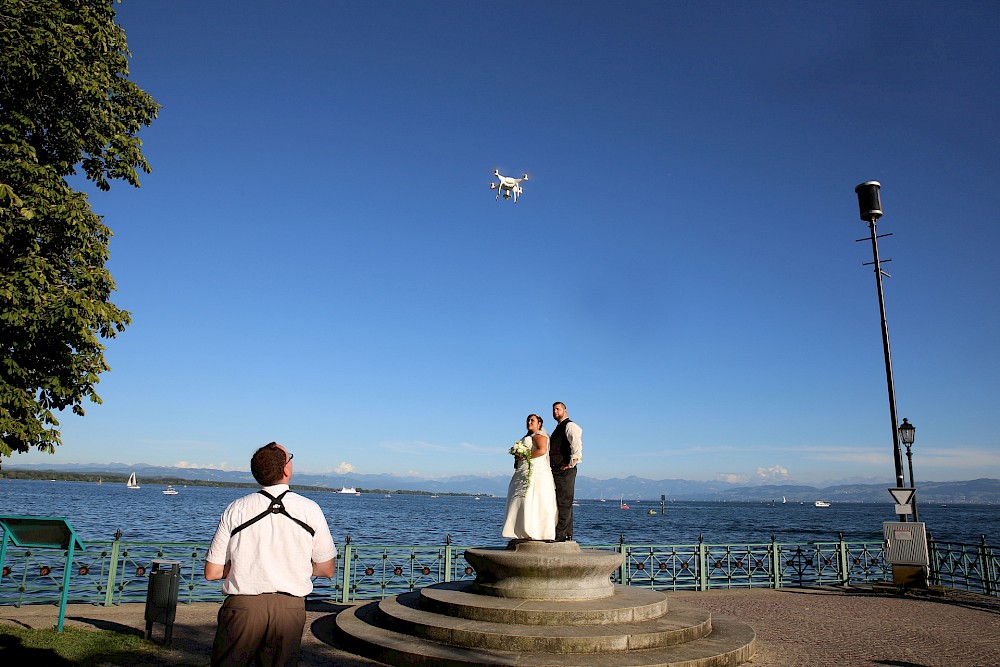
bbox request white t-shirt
[206,484,337,596]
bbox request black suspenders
[230,490,316,537]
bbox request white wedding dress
[502,431,557,540]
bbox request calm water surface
[3,479,997,547]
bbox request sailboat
[126,472,140,489]
[620,494,629,510]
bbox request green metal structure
[0,531,995,608]
[0,515,86,631]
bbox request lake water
[2,479,998,547]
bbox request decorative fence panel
[928,538,998,596]
[618,543,702,591]
[3,535,996,606]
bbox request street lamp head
[855,181,882,223]
[899,417,915,447]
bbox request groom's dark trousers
[552,466,577,541]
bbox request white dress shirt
[565,421,583,466]
[206,484,336,596]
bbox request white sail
[126,472,140,489]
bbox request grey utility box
[883,521,929,588]
[144,559,181,645]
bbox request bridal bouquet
[509,439,532,487]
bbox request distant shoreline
[0,470,482,497]
[3,466,998,504]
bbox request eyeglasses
[287,452,294,463]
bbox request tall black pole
[867,220,906,495]
[856,181,907,522]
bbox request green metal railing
[1,531,995,607]
[612,533,888,590]
[928,535,998,596]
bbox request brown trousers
[211,593,306,667]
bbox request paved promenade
[2,586,999,666]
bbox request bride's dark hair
[525,413,544,431]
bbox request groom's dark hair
[552,401,566,409]
[251,442,287,486]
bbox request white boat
[126,472,140,489]
[338,487,359,494]
[814,500,831,507]
[782,496,787,504]
[162,485,178,495]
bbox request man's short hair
[552,401,566,409]
[251,442,287,486]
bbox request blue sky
[14,1,999,485]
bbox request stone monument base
[466,540,622,600]
[333,540,757,666]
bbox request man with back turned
[205,442,336,666]
[549,402,583,542]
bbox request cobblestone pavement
[670,586,1000,667]
[3,586,999,666]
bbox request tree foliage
[0,1,159,465]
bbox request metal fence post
[837,532,849,586]
[927,530,938,587]
[618,534,627,585]
[981,535,994,597]
[103,530,123,607]
[771,535,781,589]
[340,534,352,604]
[444,535,452,583]
[698,533,708,591]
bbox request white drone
[489,169,529,203]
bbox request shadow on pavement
[0,634,74,666]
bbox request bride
[502,413,557,541]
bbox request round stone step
[420,581,669,625]
[375,592,713,653]
[334,601,756,667]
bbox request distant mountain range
[4,461,999,504]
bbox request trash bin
[144,559,180,644]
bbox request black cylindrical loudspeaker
[855,181,882,222]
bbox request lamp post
[854,181,907,521]
[899,418,919,522]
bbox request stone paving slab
[2,586,999,666]
[669,586,1000,667]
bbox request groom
[549,401,583,542]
